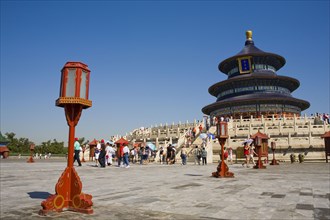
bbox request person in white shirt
[130,148,136,163]
[95,141,101,167]
[250,145,258,166]
[105,142,115,166]
[123,144,130,168]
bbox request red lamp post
[27,143,35,163]
[212,120,234,178]
[39,62,93,215]
[270,141,279,165]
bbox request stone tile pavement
[0,158,329,219]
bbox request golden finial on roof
[246,30,253,40]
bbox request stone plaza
[0,158,329,219]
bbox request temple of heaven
[202,30,310,119]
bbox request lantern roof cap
[321,131,330,138]
[115,137,129,145]
[89,139,98,146]
[62,61,90,72]
[251,130,269,139]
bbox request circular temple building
[202,30,310,119]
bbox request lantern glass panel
[59,73,64,97]
[221,124,226,136]
[66,68,76,97]
[216,124,220,136]
[256,137,261,146]
[80,70,88,99]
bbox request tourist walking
[117,144,124,167]
[139,146,145,165]
[166,144,172,164]
[201,147,207,165]
[242,142,251,168]
[170,146,176,164]
[123,144,130,168]
[145,146,150,164]
[180,147,187,165]
[228,147,233,164]
[249,145,258,166]
[192,127,197,139]
[94,141,101,167]
[159,146,165,164]
[199,124,203,133]
[130,147,136,163]
[105,142,115,166]
[73,137,82,166]
[194,146,201,165]
[134,147,139,163]
[98,140,106,168]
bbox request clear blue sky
[1,1,329,144]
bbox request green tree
[5,132,31,154]
[4,132,80,155]
[36,139,66,154]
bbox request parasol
[242,138,253,145]
[146,142,156,151]
[199,133,208,139]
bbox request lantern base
[212,161,234,178]
[27,156,35,163]
[39,167,93,215]
[270,159,279,165]
[254,160,266,169]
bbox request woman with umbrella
[242,139,253,168]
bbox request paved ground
[0,158,329,220]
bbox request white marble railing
[125,115,329,153]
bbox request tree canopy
[5,132,68,155]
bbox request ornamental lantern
[27,143,35,163]
[56,62,92,109]
[270,141,279,165]
[40,62,93,215]
[212,120,234,178]
[251,131,269,169]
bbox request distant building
[0,132,10,158]
[202,30,310,120]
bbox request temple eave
[202,97,310,116]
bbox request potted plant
[298,153,305,163]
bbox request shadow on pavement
[27,191,51,199]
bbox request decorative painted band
[56,97,92,108]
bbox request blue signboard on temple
[238,56,252,74]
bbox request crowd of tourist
[313,112,330,125]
